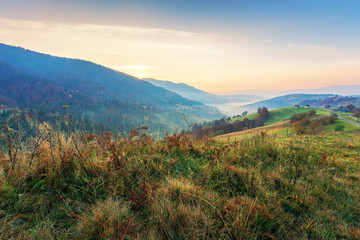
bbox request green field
[323,119,360,132]
[340,113,360,124]
[230,107,330,126]
[264,107,330,126]
[265,118,359,136]
[229,112,259,123]
[219,107,360,140]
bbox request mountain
[0,43,222,133]
[298,96,360,108]
[0,61,67,107]
[239,94,336,113]
[143,78,263,105]
[230,84,360,98]
[0,44,203,107]
[286,85,360,96]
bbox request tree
[353,108,360,118]
[324,104,331,109]
[347,104,355,113]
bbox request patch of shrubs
[293,114,337,135]
[290,110,316,123]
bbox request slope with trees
[0,43,222,134]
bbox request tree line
[192,107,269,137]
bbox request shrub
[291,110,316,123]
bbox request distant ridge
[143,78,263,105]
[298,96,360,108]
[286,85,360,96]
[0,43,196,106]
[0,43,222,132]
[230,84,360,98]
[235,94,336,114]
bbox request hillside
[215,120,293,139]
[263,107,330,126]
[0,43,222,133]
[0,60,76,108]
[228,107,329,125]
[287,84,360,96]
[240,94,335,113]
[0,123,359,239]
[217,107,360,139]
[144,78,263,105]
[231,84,360,98]
[0,43,204,107]
[298,96,360,109]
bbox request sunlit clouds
[1,16,360,93]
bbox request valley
[1,36,360,239]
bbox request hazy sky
[0,0,360,93]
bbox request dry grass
[214,120,292,139]
[0,127,360,239]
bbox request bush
[291,111,316,123]
[309,110,316,116]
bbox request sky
[0,0,360,94]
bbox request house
[294,105,299,109]
[305,105,310,108]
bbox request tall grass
[0,124,359,239]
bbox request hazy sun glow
[0,0,359,93]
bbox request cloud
[0,17,222,66]
[114,65,153,69]
[0,17,221,52]
[1,17,360,93]
[286,43,325,49]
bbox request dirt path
[214,120,292,139]
[338,115,360,127]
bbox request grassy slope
[264,107,330,126]
[214,120,292,139]
[323,119,360,133]
[230,107,329,125]
[219,119,360,140]
[340,113,360,124]
[218,107,359,139]
[229,112,259,123]
[1,131,360,239]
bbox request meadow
[230,107,330,126]
[221,107,360,139]
[0,122,359,239]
